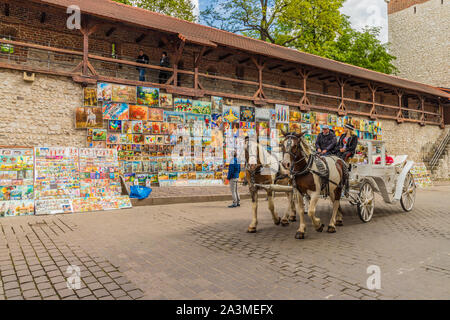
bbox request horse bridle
[282,134,312,178]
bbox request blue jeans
[139,68,146,81]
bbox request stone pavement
[0,184,449,300]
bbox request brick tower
[387,0,450,88]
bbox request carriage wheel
[401,172,416,212]
[357,182,375,223]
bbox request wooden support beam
[165,38,185,86]
[298,68,311,111]
[368,83,378,119]
[337,77,348,116]
[439,99,445,128]
[396,90,404,123]
[194,46,206,90]
[135,34,146,43]
[106,27,116,37]
[80,19,99,76]
[419,96,426,126]
[218,53,232,61]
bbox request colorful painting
[137,87,160,106]
[148,108,164,121]
[316,113,328,125]
[192,100,212,115]
[129,105,148,120]
[240,106,255,122]
[75,107,103,129]
[143,121,152,134]
[108,120,122,133]
[289,122,302,134]
[84,88,97,106]
[327,114,337,127]
[174,97,193,112]
[120,134,133,144]
[152,122,161,134]
[0,200,34,217]
[92,129,107,141]
[211,96,224,113]
[106,133,120,144]
[269,109,276,128]
[302,112,311,124]
[211,113,223,129]
[131,121,143,134]
[133,134,145,144]
[223,106,240,123]
[122,121,132,134]
[275,104,289,123]
[97,83,112,101]
[111,84,137,103]
[289,109,302,122]
[160,93,173,108]
[102,102,129,120]
[164,111,185,123]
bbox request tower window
[414,6,416,14]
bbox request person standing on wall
[136,49,149,82]
[334,124,358,161]
[159,51,170,84]
[227,151,241,208]
[315,125,337,156]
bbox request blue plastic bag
[129,185,152,200]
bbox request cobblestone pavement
[0,185,449,300]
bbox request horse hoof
[295,232,305,240]
[247,228,257,233]
[281,220,290,227]
[289,216,297,222]
[327,226,336,233]
[316,224,325,232]
[274,217,281,226]
[336,220,344,227]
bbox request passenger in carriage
[315,125,337,156]
[334,124,358,161]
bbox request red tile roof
[33,0,450,99]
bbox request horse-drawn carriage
[346,140,416,222]
[246,134,417,238]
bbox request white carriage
[347,140,417,222]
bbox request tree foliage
[201,0,397,74]
[113,0,196,22]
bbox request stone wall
[388,0,450,88]
[0,69,85,147]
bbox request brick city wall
[0,68,444,164]
[388,0,432,14]
[388,0,450,88]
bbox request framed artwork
[143,121,152,134]
[159,93,173,108]
[102,102,129,120]
[269,109,276,128]
[108,120,122,133]
[255,108,270,122]
[164,111,185,123]
[84,88,98,106]
[122,121,132,134]
[111,84,137,103]
[131,121,143,134]
[192,100,212,115]
[92,129,107,141]
[223,106,240,123]
[275,104,289,123]
[148,108,164,121]
[152,122,161,134]
[174,97,193,112]
[137,87,160,106]
[240,106,255,122]
[289,109,302,122]
[211,96,223,113]
[316,113,328,125]
[75,107,103,129]
[129,105,148,120]
[97,83,112,101]
[106,133,120,144]
[211,113,223,129]
[133,134,145,144]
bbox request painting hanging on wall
[102,102,129,120]
[129,105,148,120]
[223,106,240,123]
[149,108,164,121]
[164,111,185,123]
[137,87,160,106]
[92,129,107,141]
[192,100,212,115]
[84,88,97,106]
[106,133,120,144]
[111,84,137,103]
[255,108,270,122]
[211,96,224,113]
[316,113,328,125]
[160,93,173,108]
[108,120,122,133]
[75,107,103,129]
[240,106,255,122]
[269,109,276,128]
[97,83,112,101]
[174,97,193,112]
[275,104,289,123]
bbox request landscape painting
[137,87,160,106]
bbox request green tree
[201,0,397,74]
[113,0,196,22]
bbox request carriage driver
[315,125,337,156]
[334,123,358,161]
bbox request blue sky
[195,0,389,43]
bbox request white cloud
[341,0,389,43]
[191,0,200,19]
